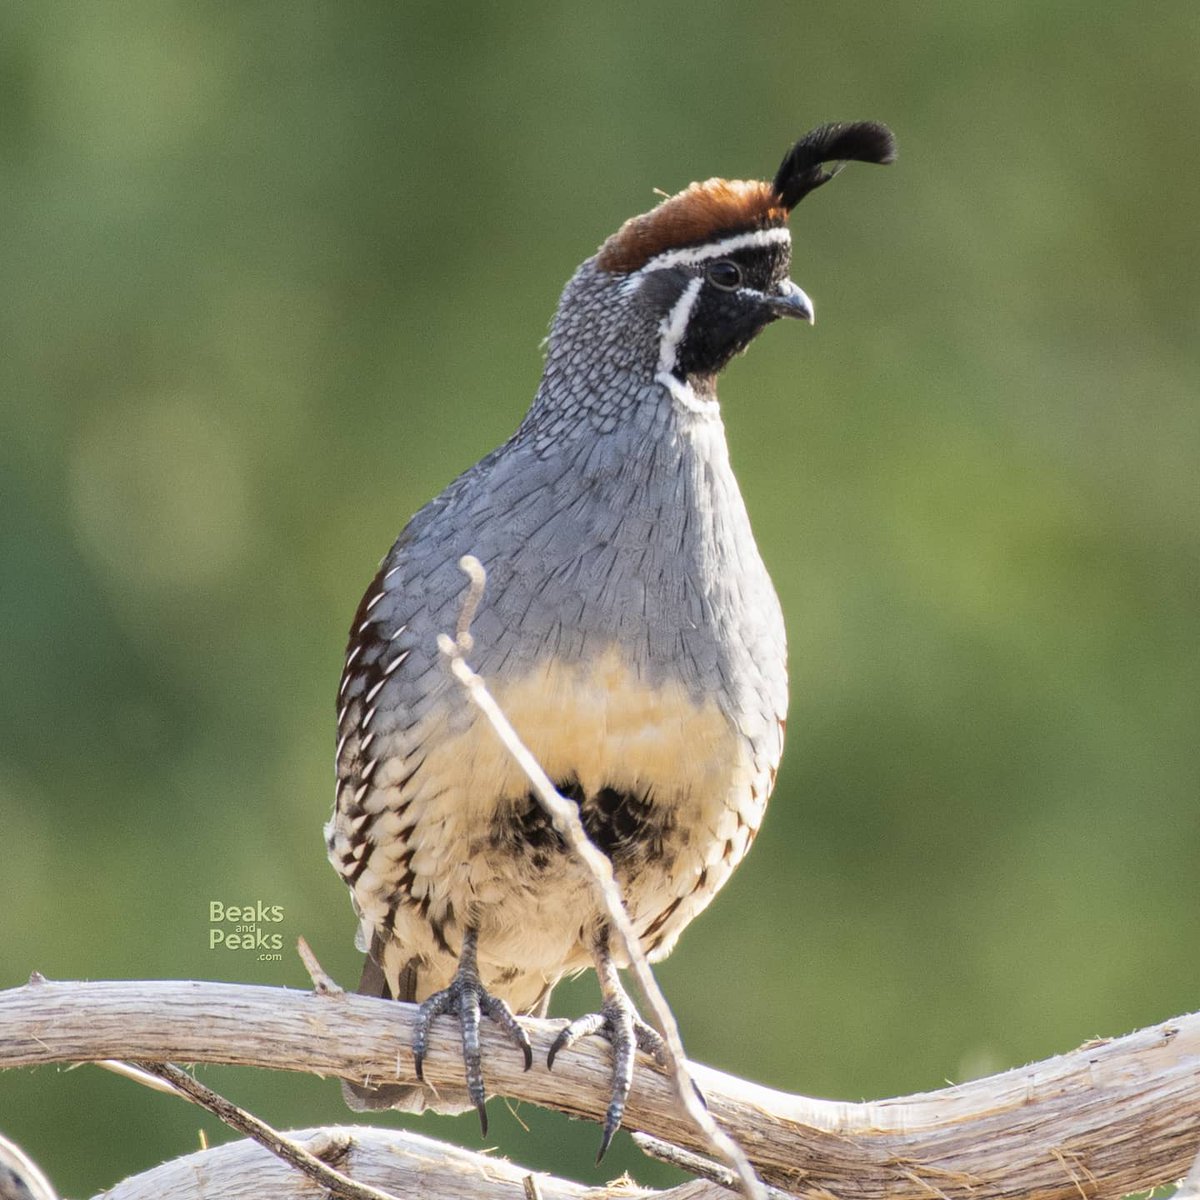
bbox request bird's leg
[547,926,667,1160]
[412,926,533,1135]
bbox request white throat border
[655,275,719,417]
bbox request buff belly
[334,648,768,1013]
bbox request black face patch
[673,241,794,378]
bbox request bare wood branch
[127,1060,403,1200]
[1175,1141,1200,1200]
[3,977,1199,1199]
[94,1126,607,1200]
[93,1057,183,1095]
[440,554,763,1200]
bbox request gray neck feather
[519,259,679,446]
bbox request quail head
[327,121,896,1156]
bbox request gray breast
[366,393,786,772]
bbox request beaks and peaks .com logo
[209,901,284,961]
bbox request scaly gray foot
[547,993,667,1160]
[412,929,533,1135]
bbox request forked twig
[124,1061,401,1200]
[438,554,766,1200]
[635,1133,796,1200]
[297,934,344,995]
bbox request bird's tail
[341,942,475,1114]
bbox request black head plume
[772,122,896,211]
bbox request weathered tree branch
[95,1125,634,1200]
[126,1060,404,1200]
[3,976,1198,1198]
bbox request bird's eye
[706,260,742,291]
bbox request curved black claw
[412,972,532,1136]
[547,999,668,1161]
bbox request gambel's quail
[327,121,896,1154]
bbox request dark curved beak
[766,279,815,325]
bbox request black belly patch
[490,778,675,867]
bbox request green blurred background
[2,2,1198,1195]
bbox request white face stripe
[656,275,703,376]
[655,275,720,417]
[638,225,791,274]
